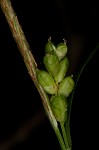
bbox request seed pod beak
[45,37,56,54]
[55,42,68,60]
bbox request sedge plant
[0,0,99,150]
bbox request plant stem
[65,39,99,150]
[0,0,57,132]
[65,120,72,148]
[60,122,71,150]
[0,0,67,149]
[55,127,67,150]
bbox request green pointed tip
[55,42,68,60]
[45,38,56,54]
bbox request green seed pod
[50,95,67,123]
[37,70,58,94]
[43,54,60,77]
[54,57,69,84]
[45,38,56,54]
[55,42,68,60]
[58,75,75,97]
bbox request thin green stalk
[0,0,67,149]
[65,42,99,149]
[68,43,99,122]
[55,127,67,150]
[60,122,71,150]
[65,119,72,148]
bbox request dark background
[0,0,99,150]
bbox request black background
[0,0,99,150]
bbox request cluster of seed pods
[37,37,74,123]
